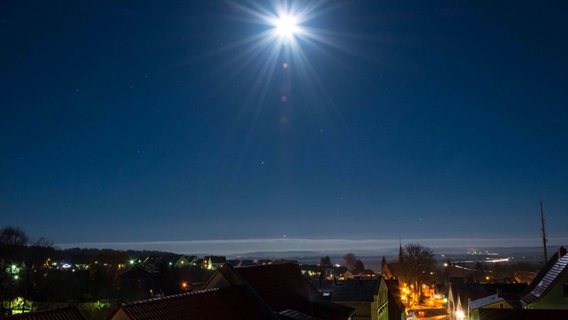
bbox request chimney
[559,246,567,258]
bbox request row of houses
[447,246,568,320]
[4,262,406,320]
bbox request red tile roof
[114,287,269,320]
[3,307,85,320]
[235,263,319,313]
[233,263,353,319]
[277,308,322,320]
[201,263,353,320]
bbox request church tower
[398,238,404,263]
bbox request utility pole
[540,200,548,263]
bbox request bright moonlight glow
[217,0,344,113]
[273,14,300,39]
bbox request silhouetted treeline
[0,226,214,316]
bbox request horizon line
[55,237,567,256]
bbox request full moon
[273,14,300,39]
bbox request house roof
[113,286,270,320]
[3,306,85,320]
[469,293,505,310]
[277,309,322,320]
[478,308,568,320]
[329,279,380,302]
[521,248,568,305]
[233,263,320,313]
[203,263,354,319]
[521,248,563,295]
[382,261,402,279]
[450,282,527,303]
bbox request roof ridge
[521,250,568,305]
[122,288,220,306]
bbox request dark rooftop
[328,279,380,302]
[521,247,568,305]
[478,308,568,320]
[2,307,85,320]
[113,286,269,320]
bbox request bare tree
[320,255,332,266]
[354,259,365,274]
[343,253,357,271]
[401,243,436,301]
[0,226,29,247]
[0,226,29,260]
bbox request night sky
[1,1,567,250]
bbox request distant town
[1,226,567,320]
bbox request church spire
[398,238,404,263]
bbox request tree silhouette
[353,260,365,274]
[0,226,29,261]
[343,253,357,271]
[319,255,332,266]
[401,243,436,301]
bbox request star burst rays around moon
[216,0,346,109]
[195,0,356,177]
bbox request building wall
[376,278,389,320]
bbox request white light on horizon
[54,237,567,256]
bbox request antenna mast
[540,200,548,263]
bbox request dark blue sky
[1,0,567,246]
